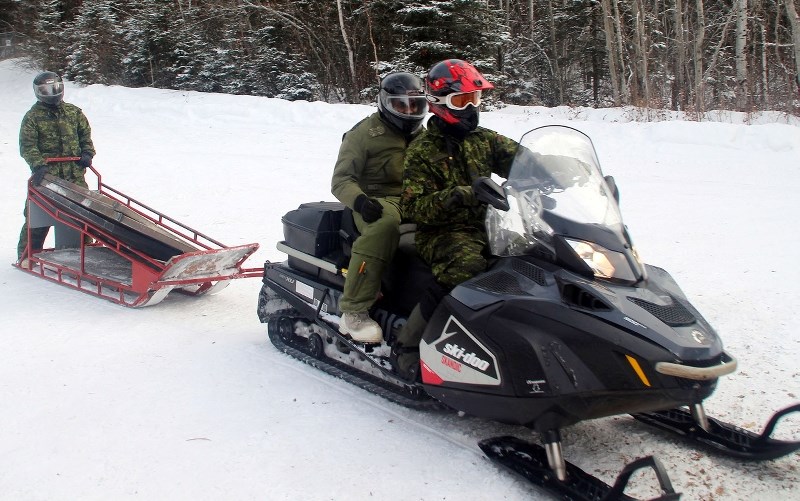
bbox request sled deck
[14,169,261,307]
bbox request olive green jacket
[331,112,417,208]
[20,101,95,182]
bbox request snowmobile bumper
[655,357,737,380]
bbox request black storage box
[282,202,344,257]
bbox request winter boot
[393,304,427,381]
[339,312,383,344]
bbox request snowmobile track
[266,310,446,412]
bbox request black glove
[31,165,48,185]
[354,194,383,223]
[77,152,92,168]
[445,186,478,208]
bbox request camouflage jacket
[20,101,95,182]
[331,112,418,208]
[401,120,518,232]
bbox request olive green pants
[339,196,401,313]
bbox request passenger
[17,71,95,261]
[331,72,428,343]
[394,59,519,380]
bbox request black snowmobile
[257,125,800,500]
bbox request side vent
[511,260,547,286]
[561,283,612,311]
[472,271,527,296]
[627,296,695,326]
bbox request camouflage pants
[415,226,488,290]
[339,196,402,313]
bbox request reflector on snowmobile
[14,168,261,307]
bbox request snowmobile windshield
[486,126,640,282]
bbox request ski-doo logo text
[443,343,490,371]
[432,315,500,381]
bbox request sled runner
[14,163,260,307]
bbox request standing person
[394,59,518,379]
[331,72,428,343]
[17,71,95,261]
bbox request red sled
[14,165,261,307]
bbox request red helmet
[425,59,493,125]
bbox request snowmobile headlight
[566,239,637,281]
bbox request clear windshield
[486,126,624,258]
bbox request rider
[331,72,428,343]
[395,59,519,379]
[17,71,95,261]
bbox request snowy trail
[1,59,798,500]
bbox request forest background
[2,0,800,115]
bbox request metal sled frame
[14,167,261,307]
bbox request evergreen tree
[241,22,317,100]
[63,0,123,85]
[394,0,504,74]
[20,0,69,73]
[119,0,179,87]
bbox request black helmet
[33,71,64,106]
[376,72,428,134]
[425,59,493,134]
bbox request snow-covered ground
[1,58,798,500]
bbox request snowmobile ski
[631,404,800,460]
[479,436,680,501]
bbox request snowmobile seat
[282,202,432,314]
[338,206,359,257]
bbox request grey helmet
[376,72,428,134]
[33,71,64,106]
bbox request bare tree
[735,0,749,109]
[783,0,800,95]
[673,0,688,109]
[693,0,706,112]
[336,0,357,89]
[600,0,622,105]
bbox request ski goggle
[427,90,482,110]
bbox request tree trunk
[631,0,649,106]
[673,0,686,110]
[546,0,563,103]
[693,0,706,113]
[336,0,357,94]
[611,0,629,102]
[782,0,800,95]
[735,0,749,110]
[600,0,621,105]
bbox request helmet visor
[384,94,428,119]
[429,90,482,111]
[35,81,64,97]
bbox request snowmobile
[257,125,800,500]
